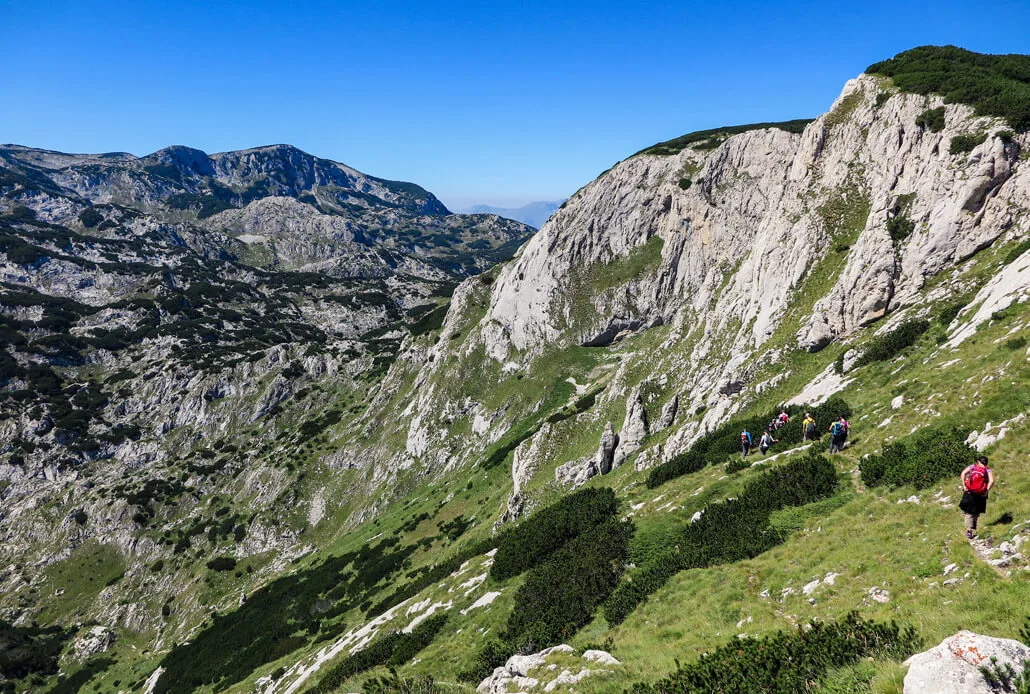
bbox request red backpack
[965,464,989,494]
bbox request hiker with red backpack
[740,430,753,460]
[959,455,995,539]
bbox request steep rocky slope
[3,47,1030,694]
[0,145,533,668]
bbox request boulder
[72,625,117,661]
[903,630,1030,694]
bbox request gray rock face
[613,388,648,469]
[478,74,1027,398]
[596,422,620,476]
[72,625,117,661]
[657,394,679,430]
[903,631,1030,694]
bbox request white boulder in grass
[903,631,1030,693]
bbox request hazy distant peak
[459,200,564,229]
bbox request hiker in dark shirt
[959,455,995,539]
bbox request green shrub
[887,215,915,242]
[490,487,617,581]
[915,107,946,132]
[205,556,237,572]
[875,92,892,108]
[949,132,988,154]
[860,424,973,489]
[78,208,104,228]
[505,518,632,648]
[0,620,70,681]
[1006,336,1027,350]
[937,297,971,325]
[631,613,920,694]
[647,398,850,488]
[363,671,440,694]
[408,303,449,336]
[851,318,930,369]
[637,119,814,156]
[1004,239,1030,265]
[678,177,693,190]
[868,46,1030,131]
[607,453,839,624]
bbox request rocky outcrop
[72,625,117,661]
[657,394,679,430]
[477,644,619,694]
[903,631,1030,694]
[613,387,649,469]
[554,422,619,488]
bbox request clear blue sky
[2,1,1029,210]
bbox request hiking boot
[966,529,974,539]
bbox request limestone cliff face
[485,76,1025,362]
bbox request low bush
[637,120,814,156]
[408,303,449,336]
[309,614,448,693]
[937,297,971,325]
[915,107,946,132]
[505,518,632,648]
[1004,239,1030,265]
[206,556,237,572]
[631,613,920,694]
[462,517,632,682]
[647,398,850,488]
[606,453,839,625]
[363,671,440,694]
[490,487,617,581]
[859,424,972,489]
[0,619,70,682]
[950,132,988,155]
[887,214,915,242]
[851,319,930,369]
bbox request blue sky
[2,1,1029,210]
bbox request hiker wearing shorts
[959,455,995,539]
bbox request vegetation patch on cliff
[636,120,814,156]
[868,45,1030,131]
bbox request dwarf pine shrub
[462,495,629,682]
[647,398,850,488]
[851,318,930,369]
[490,487,617,581]
[505,517,632,648]
[859,424,972,489]
[631,613,920,694]
[607,453,839,624]
[950,132,988,155]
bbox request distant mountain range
[459,200,564,229]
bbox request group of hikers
[739,410,850,460]
[738,408,998,541]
